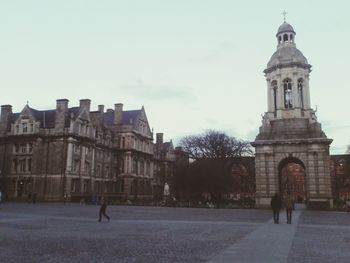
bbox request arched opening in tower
[278,158,306,203]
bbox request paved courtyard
[0,203,349,263]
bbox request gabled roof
[103,109,142,126]
[122,110,141,125]
[11,107,56,129]
[30,108,56,128]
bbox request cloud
[119,78,196,102]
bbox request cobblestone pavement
[0,203,349,263]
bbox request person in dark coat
[98,197,110,222]
[284,192,294,224]
[270,193,282,224]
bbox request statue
[163,182,170,197]
[285,87,292,108]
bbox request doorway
[278,157,306,203]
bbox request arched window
[283,34,288,42]
[298,79,304,109]
[283,79,293,109]
[290,34,293,42]
[271,81,278,116]
[278,36,282,44]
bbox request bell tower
[252,20,333,209]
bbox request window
[140,160,144,176]
[97,164,101,176]
[85,162,90,175]
[120,158,125,173]
[22,122,28,133]
[30,123,34,133]
[27,158,32,172]
[13,158,18,172]
[283,34,288,42]
[19,159,26,172]
[83,180,88,192]
[28,143,33,153]
[71,179,78,192]
[146,161,150,176]
[133,158,138,174]
[74,145,80,153]
[283,79,293,109]
[73,160,80,172]
[16,125,19,134]
[21,144,26,153]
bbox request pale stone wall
[254,141,333,209]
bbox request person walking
[284,192,294,224]
[270,193,282,224]
[98,197,110,222]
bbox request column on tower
[267,79,274,112]
[292,74,299,108]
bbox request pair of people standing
[270,192,294,224]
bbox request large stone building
[0,99,175,202]
[252,21,333,209]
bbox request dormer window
[22,122,28,133]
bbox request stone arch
[278,156,307,202]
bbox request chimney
[156,133,164,145]
[114,103,123,125]
[56,99,69,111]
[98,105,104,113]
[55,99,69,130]
[0,105,12,132]
[79,99,91,112]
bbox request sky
[1,0,349,154]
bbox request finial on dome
[282,10,287,22]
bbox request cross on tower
[282,10,287,22]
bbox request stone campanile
[252,21,333,209]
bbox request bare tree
[174,130,254,201]
[179,130,253,160]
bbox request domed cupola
[276,22,296,42]
[265,21,311,74]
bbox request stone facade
[0,99,175,202]
[252,22,333,209]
